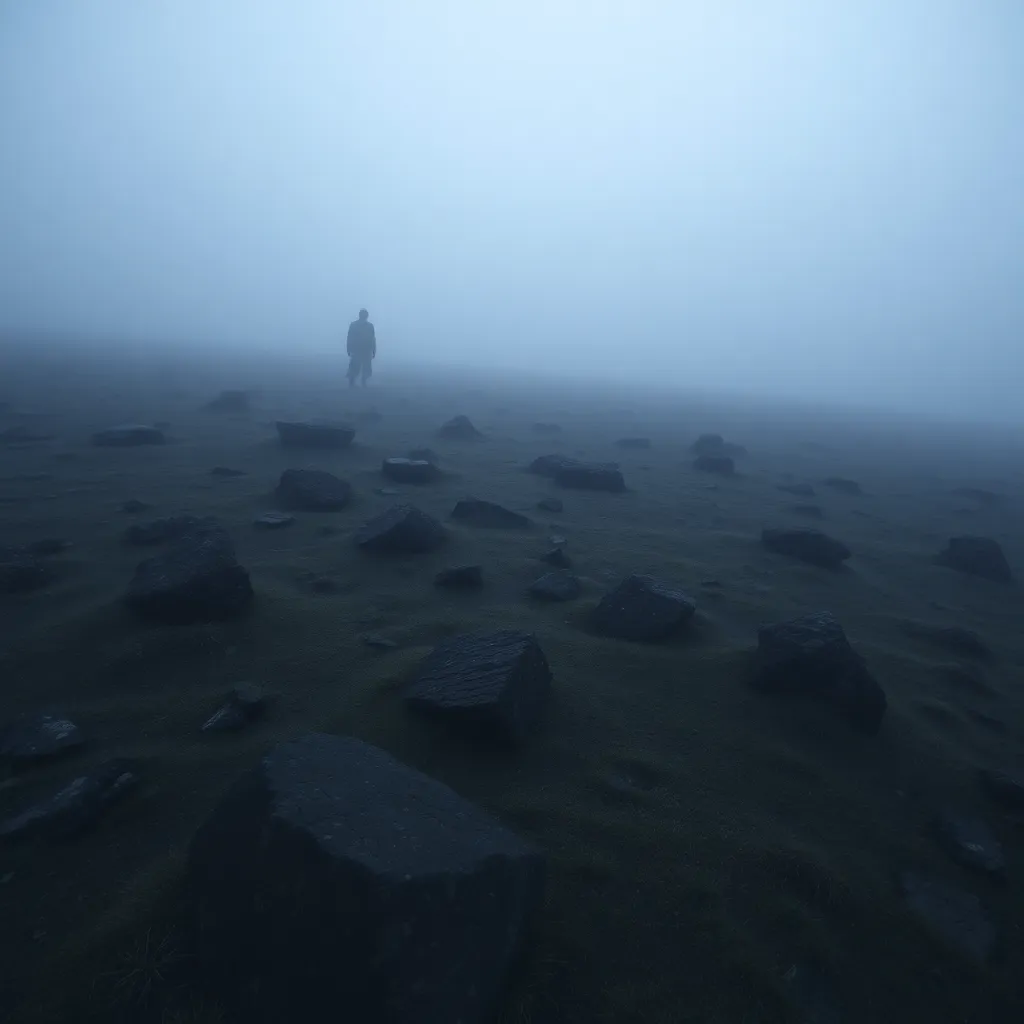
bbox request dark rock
[125,521,254,624]
[555,461,626,493]
[529,454,578,477]
[541,547,571,568]
[951,487,1006,505]
[932,811,1005,877]
[123,514,210,546]
[532,422,561,434]
[202,684,268,733]
[187,734,544,1024]
[899,620,992,660]
[382,458,439,485]
[451,498,532,529]
[0,545,52,593]
[205,390,250,413]
[211,466,246,477]
[406,631,552,743]
[528,571,581,602]
[253,512,295,529]
[362,633,399,650]
[548,534,568,547]
[978,769,1024,811]
[27,537,71,555]
[591,574,697,642]
[276,469,352,511]
[615,437,651,449]
[355,504,446,554]
[537,497,563,513]
[437,415,483,441]
[693,454,735,475]
[0,714,84,764]
[691,433,746,458]
[790,504,825,519]
[408,447,440,464]
[761,528,851,568]
[778,483,816,497]
[0,425,54,444]
[92,424,166,447]
[275,420,355,449]
[0,758,140,841]
[750,612,887,733]
[899,871,994,964]
[822,477,861,495]
[435,564,483,589]
[120,498,151,514]
[935,535,1013,583]
[309,575,338,594]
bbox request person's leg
[347,356,359,387]
[361,358,372,386]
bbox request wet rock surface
[591,574,697,642]
[355,504,446,554]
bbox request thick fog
[2,1,1022,421]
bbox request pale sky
[2,1,1022,420]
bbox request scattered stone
[275,420,355,449]
[0,714,83,764]
[437,415,483,441]
[125,521,254,624]
[750,612,887,733]
[276,468,352,511]
[555,461,626,493]
[898,871,995,964]
[691,433,746,458]
[253,512,295,530]
[408,447,440,464]
[435,564,483,589]
[615,437,651,449]
[822,477,861,495]
[537,497,563,513]
[382,458,439,485]
[529,571,581,602]
[123,514,210,546]
[211,466,246,477]
[591,574,697,642]
[532,422,561,434]
[978,769,1024,811]
[362,633,399,650]
[202,684,268,733]
[309,575,338,594]
[92,424,166,447]
[899,620,992,660]
[778,483,816,497]
[187,734,544,1024]
[761,528,851,568]
[789,504,825,519]
[548,534,568,547]
[932,811,1005,877]
[541,547,571,568]
[406,631,552,743]
[451,498,532,529]
[120,498,151,514]
[693,454,734,475]
[0,545,52,594]
[934,535,1013,583]
[355,504,446,554]
[205,390,250,413]
[0,758,140,841]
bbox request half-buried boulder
[187,734,544,1024]
[451,498,532,529]
[693,454,735,475]
[276,468,352,511]
[555,461,626,493]
[528,571,581,602]
[0,713,83,765]
[406,631,552,744]
[275,420,355,449]
[749,611,887,733]
[382,458,440,485]
[205,390,250,413]
[691,433,746,458]
[125,521,254,624]
[355,504,446,554]
[761,527,851,568]
[92,424,166,447]
[435,564,483,589]
[591,575,697,642]
[934,535,1013,583]
[437,414,483,441]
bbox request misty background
[1,1,1022,422]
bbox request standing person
[346,308,376,387]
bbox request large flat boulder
[354,504,446,554]
[451,498,532,529]
[591,574,696,642]
[555,461,626,493]
[761,527,851,568]
[750,611,887,733]
[691,433,746,458]
[92,424,166,447]
[276,469,352,511]
[187,734,544,1024]
[693,454,735,475]
[406,631,552,743]
[275,420,355,449]
[124,521,254,624]
[382,458,440,484]
[934,535,1013,583]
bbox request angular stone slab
[276,469,352,511]
[434,564,483,589]
[693,454,735,475]
[591,574,696,642]
[528,571,581,602]
[555,461,626,493]
[354,504,446,554]
[761,528,851,568]
[451,498,532,529]
[437,415,483,440]
[382,458,439,485]
[92,424,166,447]
[0,714,83,765]
[935,535,1013,583]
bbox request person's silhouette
[346,309,376,387]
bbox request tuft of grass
[96,927,190,1014]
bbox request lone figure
[346,308,376,387]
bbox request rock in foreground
[451,498,532,529]
[434,564,483,589]
[406,631,552,743]
[693,454,735,475]
[125,521,254,624]
[188,734,544,1024]
[528,571,581,602]
[591,575,696,642]
[750,611,887,733]
[275,420,355,449]
[355,504,446,554]
[0,714,83,765]
[691,433,746,458]
[276,468,352,511]
[92,424,166,447]
[761,527,851,568]
[935,535,1013,583]
[382,458,440,484]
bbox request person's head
[358,308,368,321]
